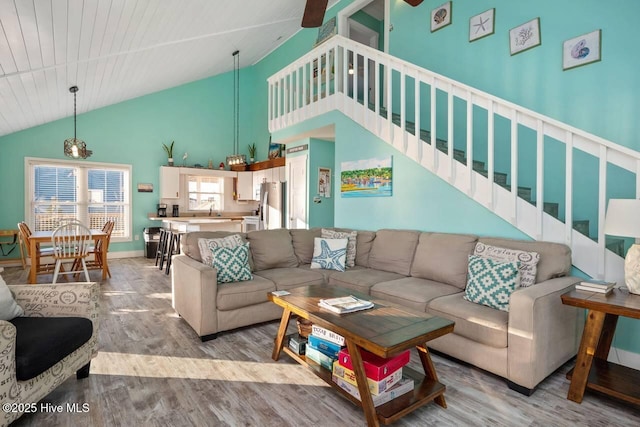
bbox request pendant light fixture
[63,85,92,159]
[226,50,245,167]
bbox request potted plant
[162,141,174,166]
[248,143,257,163]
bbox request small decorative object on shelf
[219,162,225,170]
[297,318,313,338]
[248,143,257,163]
[162,141,175,166]
[208,159,213,169]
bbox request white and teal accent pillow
[310,238,348,272]
[210,243,253,283]
[464,255,520,312]
[473,242,540,287]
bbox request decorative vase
[168,157,174,166]
[250,157,254,164]
[624,244,640,295]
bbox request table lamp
[604,198,640,294]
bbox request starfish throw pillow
[310,238,348,272]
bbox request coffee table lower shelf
[282,346,446,425]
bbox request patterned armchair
[0,282,99,425]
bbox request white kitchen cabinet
[160,166,180,198]
[277,166,286,182]
[236,171,254,200]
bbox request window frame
[185,175,225,213]
[25,157,132,242]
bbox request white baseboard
[608,346,640,370]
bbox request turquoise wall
[0,68,256,253]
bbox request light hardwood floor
[2,258,639,426]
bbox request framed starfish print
[469,8,494,42]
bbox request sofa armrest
[171,254,219,338]
[9,282,100,347]
[507,276,584,389]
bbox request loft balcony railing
[268,34,640,282]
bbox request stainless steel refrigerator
[259,182,286,230]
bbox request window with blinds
[27,158,131,240]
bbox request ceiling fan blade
[404,0,424,6]
[302,0,329,28]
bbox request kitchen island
[148,216,244,233]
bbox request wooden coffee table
[268,285,454,427]
[561,287,640,405]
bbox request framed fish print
[563,30,601,71]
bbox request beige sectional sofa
[171,228,583,395]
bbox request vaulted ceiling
[0,0,339,138]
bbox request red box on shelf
[338,348,410,381]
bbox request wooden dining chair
[51,222,92,284]
[17,221,55,277]
[80,219,115,278]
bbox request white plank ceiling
[0,0,339,138]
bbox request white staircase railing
[268,35,640,282]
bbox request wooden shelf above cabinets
[247,157,285,171]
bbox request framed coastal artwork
[340,156,393,198]
[267,136,284,159]
[431,2,452,33]
[509,18,541,55]
[469,8,495,42]
[563,30,601,71]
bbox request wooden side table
[561,288,640,405]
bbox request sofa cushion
[473,242,539,288]
[329,268,405,294]
[182,231,247,263]
[216,275,276,311]
[9,317,93,381]
[370,277,462,313]
[0,274,23,320]
[322,229,357,268]
[311,238,348,272]
[211,243,253,283]
[246,229,298,271]
[290,228,322,264]
[368,229,420,275]
[411,232,478,289]
[198,234,245,266]
[478,237,571,282]
[332,228,376,267]
[297,263,366,282]
[428,293,509,348]
[254,267,325,291]
[464,255,520,312]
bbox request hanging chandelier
[63,86,92,159]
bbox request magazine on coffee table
[318,295,374,314]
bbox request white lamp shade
[604,199,640,238]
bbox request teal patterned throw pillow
[464,255,520,312]
[210,243,252,283]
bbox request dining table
[28,229,109,284]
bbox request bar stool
[155,228,169,269]
[164,232,182,275]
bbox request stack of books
[575,279,616,295]
[331,347,413,407]
[305,325,345,370]
[318,295,374,314]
